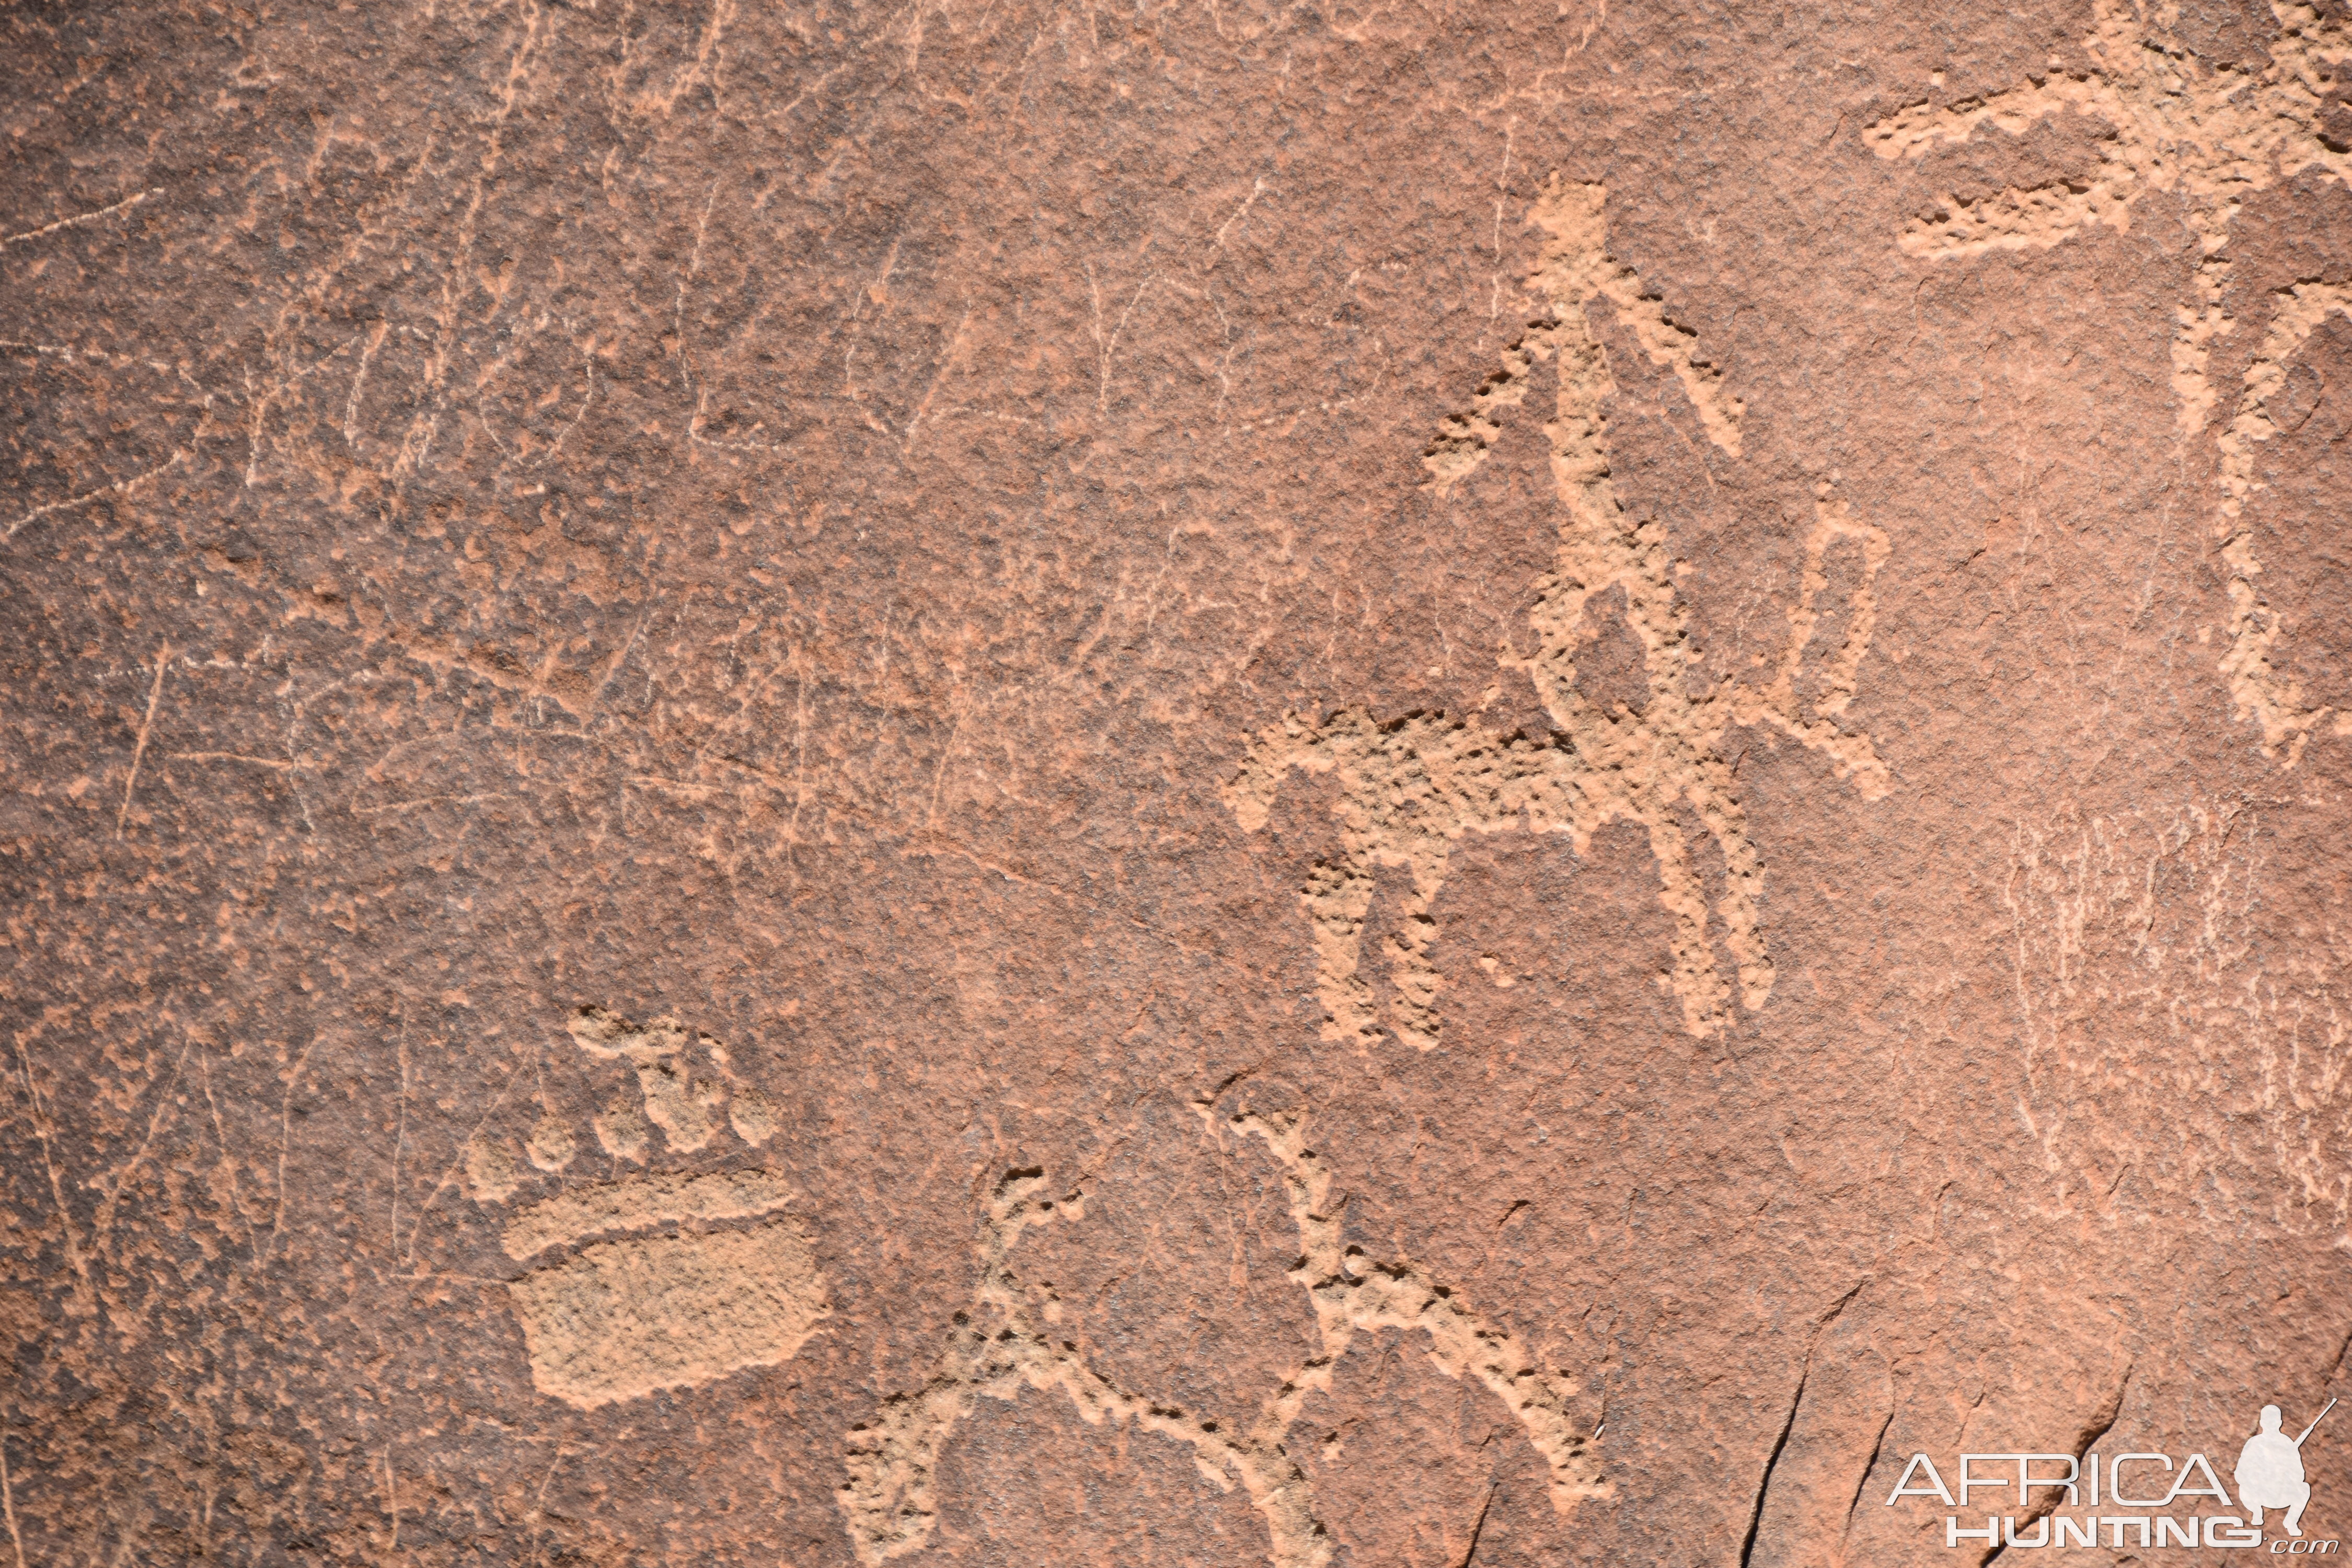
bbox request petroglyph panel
[11,2,2352,1564]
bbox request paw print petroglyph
[1861,0,2352,758]
[464,1005,825,1410]
[1228,178,1893,1045]
[836,1086,1608,1568]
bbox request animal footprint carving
[465,1006,826,1410]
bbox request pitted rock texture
[4,1,2352,1565]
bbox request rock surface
[4,0,2351,1562]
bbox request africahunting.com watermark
[1886,1398,2337,1552]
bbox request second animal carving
[1863,0,2352,759]
[1227,179,1894,1045]
[837,1087,1609,1568]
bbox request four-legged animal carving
[837,1089,1609,1568]
[834,177,1898,1566]
[1862,0,2352,758]
[1227,179,1893,1045]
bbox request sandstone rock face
[4,0,2351,1563]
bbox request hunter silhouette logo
[1884,1397,2338,1551]
[2241,1400,2336,1539]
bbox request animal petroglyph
[2215,281,2352,756]
[470,1006,823,1410]
[1862,0,2352,758]
[1229,179,1893,1044]
[836,1089,1608,1568]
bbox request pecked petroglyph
[506,1219,826,1410]
[569,1002,724,1152]
[1230,178,1892,1045]
[1424,190,1745,493]
[1861,0,2347,418]
[525,1104,578,1172]
[836,1089,1608,1568]
[1862,0,2352,758]
[500,1167,801,1261]
[2214,282,2352,757]
[468,1005,827,1411]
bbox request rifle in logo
[1884,1397,2341,1549]
[2239,1399,2336,1539]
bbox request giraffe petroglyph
[836,1088,1610,1568]
[1227,178,1894,1046]
[1862,0,2352,759]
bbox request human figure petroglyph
[1862,0,2352,759]
[838,180,1890,1565]
[836,1086,1609,1568]
[1227,179,1894,1045]
[465,1005,824,1410]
